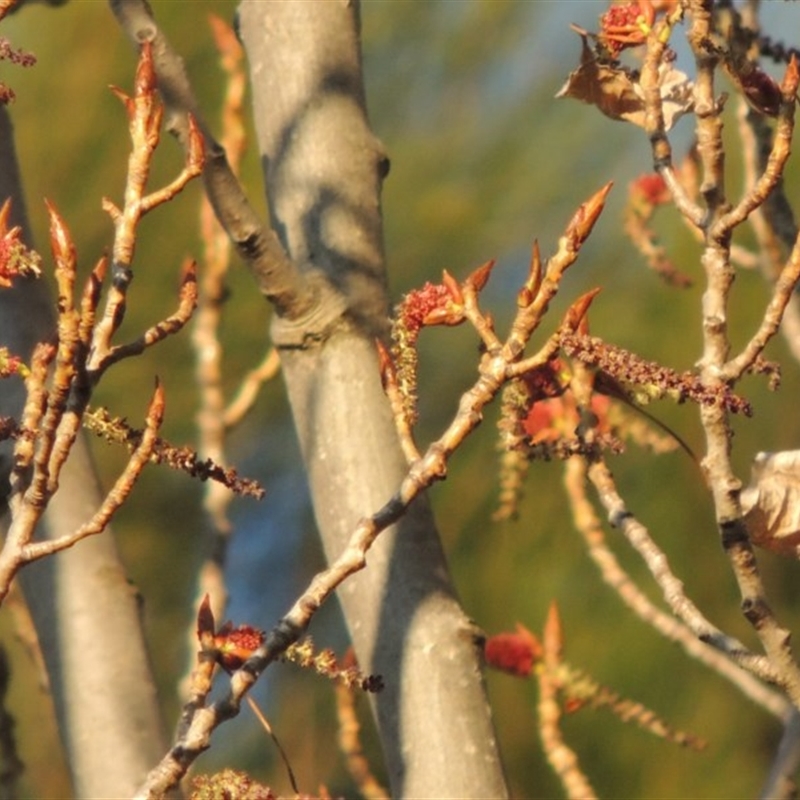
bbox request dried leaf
[741,451,800,557]
[556,34,693,131]
[727,64,783,117]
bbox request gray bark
[0,106,168,798]
[237,3,509,797]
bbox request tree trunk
[237,3,509,797]
[0,105,168,799]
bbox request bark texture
[237,3,509,797]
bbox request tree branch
[109,0,313,318]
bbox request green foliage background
[4,1,800,798]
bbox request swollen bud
[518,240,542,308]
[134,40,157,97]
[465,259,496,294]
[560,287,601,332]
[45,198,76,273]
[196,593,216,639]
[441,269,464,306]
[566,181,613,248]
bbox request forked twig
[135,184,614,797]
[109,0,311,317]
[20,382,164,559]
[0,42,205,603]
[89,42,204,377]
[565,457,789,720]
[586,456,778,683]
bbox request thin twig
[376,340,421,464]
[738,88,800,365]
[335,680,389,800]
[760,709,800,800]
[683,0,800,708]
[20,382,164,560]
[222,349,280,429]
[109,0,311,317]
[5,586,48,692]
[244,696,299,796]
[89,42,204,377]
[537,603,597,800]
[100,259,198,370]
[724,227,800,380]
[180,14,263,702]
[640,15,705,227]
[565,457,789,720]
[135,186,613,797]
[586,458,778,684]
[720,57,798,231]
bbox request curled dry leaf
[556,34,693,131]
[741,451,800,558]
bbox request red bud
[484,623,542,678]
[214,623,265,671]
